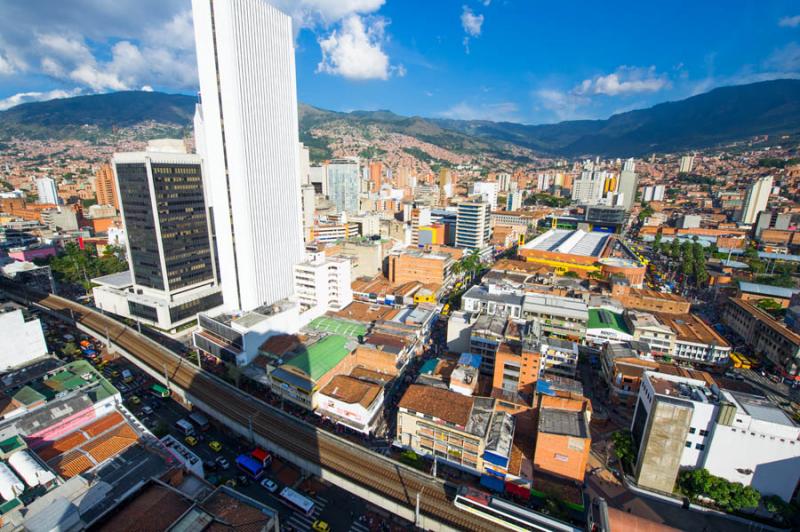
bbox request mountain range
[2,79,800,158]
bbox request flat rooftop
[729,390,797,427]
[283,334,354,382]
[538,408,589,438]
[522,229,609,257]
[654,312,729,347]
[91,270,132,288]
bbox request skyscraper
[35,177,58,206]
[369,161,383,192]
[472,181,499,210]
[193,0,304,312]
[94,142,223,330]
[94,164,119,209]
[571,164,606,205]
[679,155,695,173]
[455,199,491,250]
[617,158,639,212]
[740,175,774,224]
[327,158,361,213]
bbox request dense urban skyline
[2,1,800,123]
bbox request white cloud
[0,88,82,110]
[534,89,589,121]
[317,15,394,80]
[574,66,670,96]
[764,41,800,72]
[0,54,15,75]
[779,15,800,28]
[439,101,519,122]
[461,6,484,37]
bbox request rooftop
[91,270,132,289]
[587,308,630,334]
[307,316,368,338]
[319,375,382,408]
[654,312,729,347]
[538,408,589,438]
[463,284,524,307]
[738,281,800,300]
[399,384,474,428]
[522,229,609,257]
[283,335,353,382]
[728,390,797,427]
[334,301,396,323]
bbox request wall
[635,398,693,493]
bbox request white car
[260,478,279,492]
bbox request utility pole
[432,455,437,478]
[415,490,422,528]
[163,363,170,391]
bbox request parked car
[312,520,330,532]
[185,436,198,447]
[260,478,279,493]
[209,440,222,452]
[215,456,230,470]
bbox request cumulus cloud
[0,0,395,98]
[534,89,590,121]
[574,66,670,96]
[461,6,484,37]
[439,101,519,122]
[318,15,402,80]
[0,88,82,110]
[779,15,800,28]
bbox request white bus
[279,487,314,515]
[175,419,195,436]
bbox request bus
[150,384,170,398]
[236,454,264,479]
[189,412,210,431]
[454,486,582,532]
[279,487,314,515]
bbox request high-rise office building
[617,158,639,211]
[301,184,316,242]
[94,164,119,209]
[327,158,361,213]
[740,175,773,224]
[506,191,523,211]
[455,199,491,250]
[92,142,223,330]
[35,177,58,206]
[571,165,606,205]
[193,0,305,312]
[679,155,695,174]
[497,172,511,192]
[472,181,499,210]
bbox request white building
[315,375,384,435]
[617,158,638,212]
[497,172,511,192]
[301,183,316,241]
[472,181,499,210]
[293,252,353,320]
[327,158,362,213]
[632,370,800,501]
[0,308,47,370]
[506,191,523,211]
[642,185,665,203]
[461,283,523,319]
[740,175,773,225]
[455,199,491,250]
[539,339,581,378]
[571,165,607,205]
[193,0,305,312]
[35,177,58,206]
[679,155,695,174]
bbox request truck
[188,411,210,431]
[175,419,195,436]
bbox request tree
[670,239,681,259]
[677,469,761,513]
[61,342,80,359]
[611,430,636,471]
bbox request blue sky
[1,1,800,124]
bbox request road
[15,288,497,532]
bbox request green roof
[587,308,630,334]
[13,386,46,406]
[0,435,26,456]
[27,360,118,404]
[307,316,367,338]
[284,335,353,382]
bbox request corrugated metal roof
[738,281,799,299]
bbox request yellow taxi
[209,440,223,452]
[312,520,330,532]
[129,395,141,405]
[184,436,198,447]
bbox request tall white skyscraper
[740,175,774,224]
[192,0,304,312]
[617,158,639,211]
[472,181,499,210]
[35,177,58,206]
[679,155,695,174]
[571,164,606,205]
[455,199,491,250]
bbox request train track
[21,290,496,532]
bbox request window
[688,427,696,434]
[699,429,708,437]
[695,443,705,451]
[685,441,691,448]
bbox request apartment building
[396,385,515,477]
[611,282,691,314]
[538,339,581,378]
[492,342,540,408]
[723,297,800,376]
[462,283,524,319]
[625,310,676,356]
[522,293,588,341]
[455,199,491,250]
[316,374,384,435]
[654,312,731,365]
[293,252,353,319]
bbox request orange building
[533,395,591,482]
[369,161,383,192]
[94,163,119,209]
[0,198,57,222]
[492,342,540,409]
[611,283,691,314]
[91,217,117,234]
[387,249,455,287]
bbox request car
[129,395,141,405]
[185,436,198,446]
[215,456,230,470]
[141,405,153,416]
[312,520,330,532]
[209,440,222,452]
[204,460,217,471]
[260,478,279,492]
[225,478,237,488]
[110,370,120,378]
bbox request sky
[1,0,800,124]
